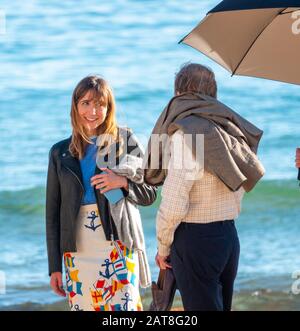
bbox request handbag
[148,268,177,311]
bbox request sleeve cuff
[121,179,133,198]
[158,243,171,257]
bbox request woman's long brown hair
[69,76,119,159]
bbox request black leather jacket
[46,130,157,275]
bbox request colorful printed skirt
[63,203,143,311]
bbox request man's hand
[155,252,172,270]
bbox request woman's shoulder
[49,136,72,157]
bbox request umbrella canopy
[180,0,300,85]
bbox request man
[144,63,265,311]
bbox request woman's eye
[82,101,89,105]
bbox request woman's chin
[84,122,103,133]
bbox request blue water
[0,0,300,308]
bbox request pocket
[171,225,186,265]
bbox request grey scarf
[143,93,265,192]
[109,155,151,288]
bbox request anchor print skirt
[63,203,143,311]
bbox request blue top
[79,136,98,205]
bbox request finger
[92,179,106,187]
[156,257,166,270]
[52,286,61,296]
[99,186,110,194]
[100,168,113,174]
[95,181,108,189]
[91,178,110,186]
[95,184,107,190]
[159,257,172,270]
[90,175,107,184]
[91,174,103,181]
[161,259,168,269]
[159,262,166,270]
[57,280,66,297]
[52,278,66,297]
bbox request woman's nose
[85,107,97,115]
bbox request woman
[144,63,265,311]
[46,75,157,311]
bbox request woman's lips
[84,117,98,122]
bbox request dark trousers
[170,220,240,311]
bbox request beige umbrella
[180,0,300,85]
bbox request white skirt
[64,203,143,311]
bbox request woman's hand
[50,272,66,297]
[90,168,128,194]
[155,252,172,270]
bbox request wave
[243,179,300,210]
[0,179,299,217]
[0,186,45,217]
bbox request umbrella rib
[178,15,211,44]
[231,8,287,77]
[178,32,190,44]
[279,9,300,15]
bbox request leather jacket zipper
[110,233,114,246]
[64,166,84,192]
[64,165,84,251]
[107,204,115,246]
